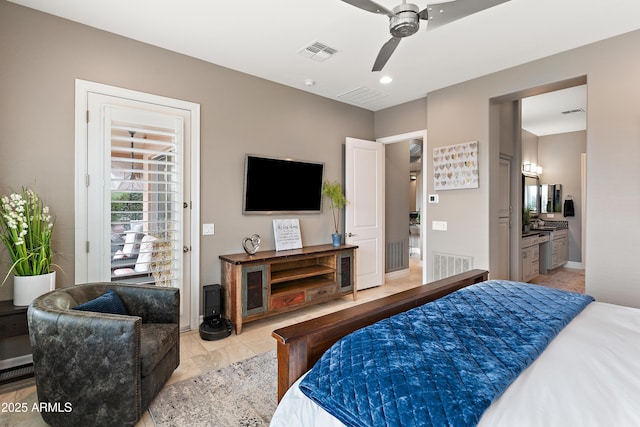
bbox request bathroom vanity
[521,232,549,282]
[521,223,569,282]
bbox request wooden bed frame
[271,269,489,401]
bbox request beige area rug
[149,350,277,427]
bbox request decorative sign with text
[273,219,302,251]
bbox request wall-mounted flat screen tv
[243,154,324,214]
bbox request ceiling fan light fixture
[343,0,506,72]
[389,3,420,38]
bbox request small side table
[0,301,28,340]
[0,301,33,384]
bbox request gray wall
[521,128,586,264]
[538,131,586,263]
[0,1,374,300]
[521,130,539,167]
[3,1,640,308]
[385,141,410,272]
[425,29,640,307]
[374,98,427,139]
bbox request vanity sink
[535,226,565,231]
[522,231,544,237]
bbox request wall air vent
[561,108,585,115]
[337,87,387,105]
[433,252,473,281]
[298,41,338,62]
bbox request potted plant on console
[0,187,56,306]
[322,181,348,246]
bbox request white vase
[13,271,56,307]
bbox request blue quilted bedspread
[299,280,594,427]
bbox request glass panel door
[109,118,182,287]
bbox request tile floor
[0,260,585,426]
[530,266,585,294]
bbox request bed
[270,270,640,426]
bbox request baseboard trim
[564,261,584,270]
[385,268,410,281]
[0,354,32,371]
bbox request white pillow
[122,222,144,256]
[135,235,158,273]
[113,267,135,276]
[112,249,126,260]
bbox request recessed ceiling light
[379,76,393,84]
[304,79,316,87]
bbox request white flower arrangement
[0,187,54,284]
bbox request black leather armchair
[27,283,180,427]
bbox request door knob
[347,232,357,237]
[183,246,190,253]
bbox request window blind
[109,121,182,287]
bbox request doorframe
[74,79,201,330]
[377,130,428,285]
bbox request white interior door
[498,156,511,279]
[345,137,384,290]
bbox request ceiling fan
[341,0,510,71]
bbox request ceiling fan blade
[372,37,401,72]
[341,0,396,17]
[420,0,510,29]
[419,0,459,21]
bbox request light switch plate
[428,194,439,203]
[432,221,448,231]
[202,223,215,235]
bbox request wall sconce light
[522,163,542,176]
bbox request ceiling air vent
[298,41,338,62]
[337,87,387,105]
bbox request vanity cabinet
[521,240,539,282]
[220,244,357,334]
[548,229,569,269]
[521,233,549,282]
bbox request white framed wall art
[433,141,479,191]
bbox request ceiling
[8,0,640,115]
[522,85,587,136]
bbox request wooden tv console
[220,244,357,334]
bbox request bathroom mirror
[523,175,539,217]
[541,184,562,213]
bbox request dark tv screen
[243,155,324,214]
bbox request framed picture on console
[273,219,302,251]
